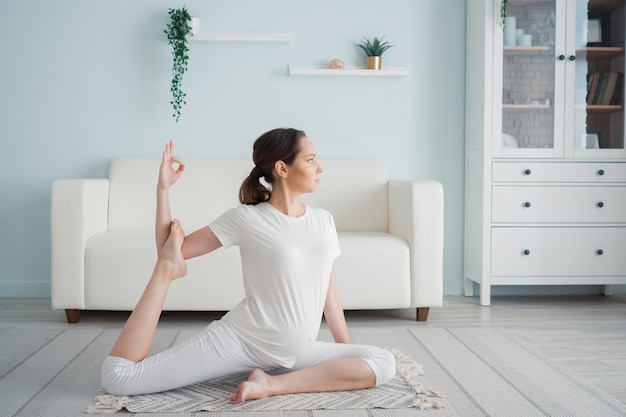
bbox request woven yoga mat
[87,349,444,414]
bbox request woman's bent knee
[364,347,396,386]
[101,356,139,396]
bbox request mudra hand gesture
[158,140,185,191]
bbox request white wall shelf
[188,32,291,44]
[288,66,409,77]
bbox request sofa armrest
[388,180,444,308]
[51,179,109,310]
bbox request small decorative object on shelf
[356,36,394,70]
[328,59,345,69]
[164,7,192,122]
[503,16,517,46]
[500,0,508,27]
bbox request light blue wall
[1,1,619,300]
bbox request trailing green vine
[164,7,192,122]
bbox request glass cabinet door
[500,0,560,156]
[572,0,625,156]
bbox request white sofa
[51,158,444,323]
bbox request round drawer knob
[558,55,565,61]
[598,169,605,176]
[524,169,532,175]
[597,202,604,208]
[523,249,530,255]
[569,55,576,61]
[524,202,532,208]
[597,249,604,255]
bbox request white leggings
[101,320,396,396]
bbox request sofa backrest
[302,159,388,232]
[108,158,388,233]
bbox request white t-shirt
[209,202,341,367]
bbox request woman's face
[283,137,323,194]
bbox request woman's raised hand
[158,140,185,191]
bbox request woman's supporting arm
[180,226,223,260]
[323,265,351,344]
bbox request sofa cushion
[108,158,389,234]
[333,232,411,309]
[108,159,251,232]
[303,159,389,233]
[84,231,409,311]
[85,231,245,310]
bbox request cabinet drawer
[492,162,626,183]
[492,186,626,223]
[491,227,626,277]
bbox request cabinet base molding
[464,277,626,306]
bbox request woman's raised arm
[156,140,185,251]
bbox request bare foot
[156,219,187,279]
[230,369,274,404]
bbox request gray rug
[88,349,443,414]
[2,326,626,416]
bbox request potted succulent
[356,36,394,70]
[164,7,192,122]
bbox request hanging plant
[500,0,508,27]
[164,7,192,122]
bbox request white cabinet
[491,184,626,223]
[465,0,626,305]
[491,227,626,277]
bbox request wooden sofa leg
[65,309,80,323]
[416,307,430,322]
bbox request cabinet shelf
[590,0,623,8]
[515,0,621,7]
[503,104,550,110]
[586,104,624,112]
[504,46,625,59]
[288,66,409,77]
[503,46,551,52]
[187,32,291,44]
[577,47,624,59]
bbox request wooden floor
[1,295,625,404]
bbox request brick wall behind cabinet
[502,3,556,149]
[503,50,555,148]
